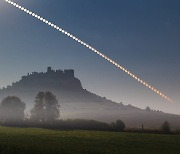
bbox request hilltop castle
[22,67,75,80]
[3,67,83,91]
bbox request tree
[161,121,171,133]
[44,91,60,122]
[0,96,25,124]
[112,120,125,131]
[30,92,45,122]
[31,91,60,122]
[145,106,151,111]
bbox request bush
[161,121,171,133]
[112,120,125,131]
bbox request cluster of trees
[31,119,122,131]
[0,92,174,134]
[0,91,126,131]
[0,91,60,125]
[145,106,163,113]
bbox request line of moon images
[4,0,173,103]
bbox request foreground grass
[0,127,180,154]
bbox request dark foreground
[0,127,180,154]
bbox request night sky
[0,0,180,114]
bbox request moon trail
[4,0,173,103]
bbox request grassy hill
[0,126,180,154]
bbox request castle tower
[47,67,52,73]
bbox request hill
[0,67,180,129]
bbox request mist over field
[0,67,179,130]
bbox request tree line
[0,91,175,134]
[0,91,126,132]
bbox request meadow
[0,126,180,154]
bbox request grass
[0,126,180,154]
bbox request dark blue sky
[0,0,180,114]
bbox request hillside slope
[0,67,179,129]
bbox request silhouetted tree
[142,124,144,132]
[31,91,60,123]
[112,120,125,131]
[30,92,45,122]
[44,91,60,122]
[145,106,151,111]
[161,121,171,133]
[0,96,25,124]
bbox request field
[0,127,180,154]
